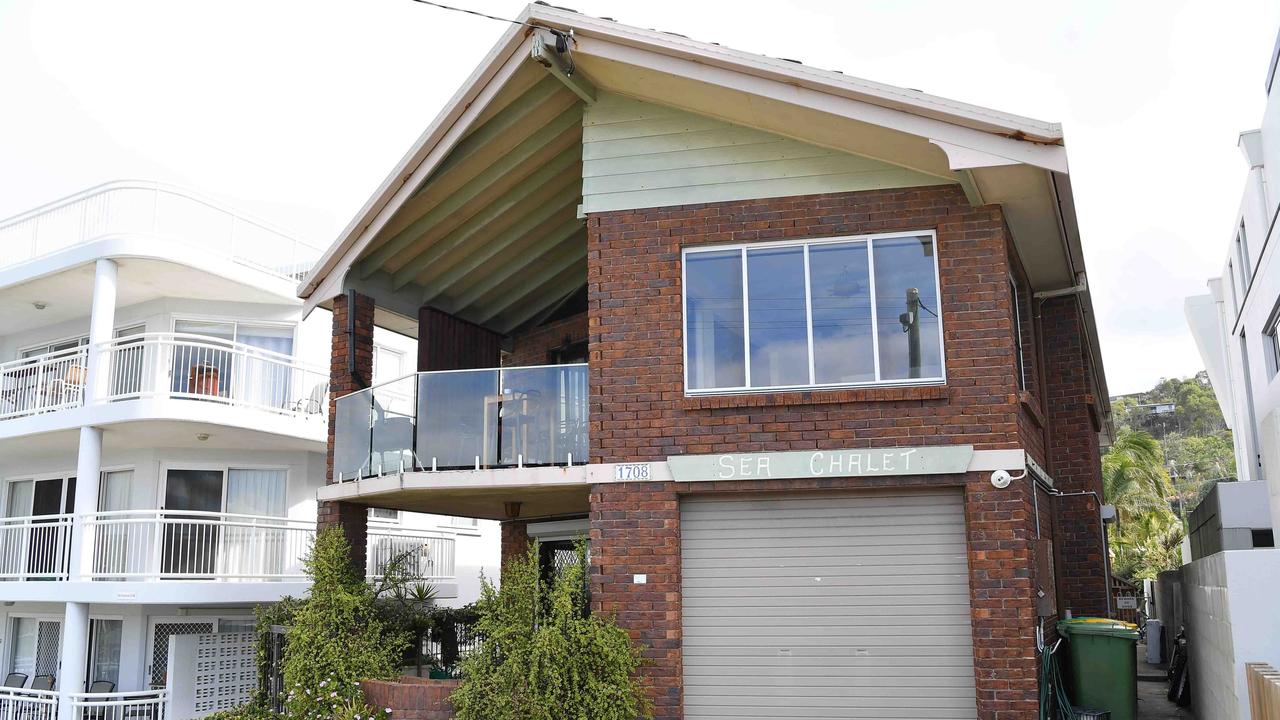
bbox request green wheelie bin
[1056,618,1139,720]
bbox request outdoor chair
[2,673,25,688]
[28,675,53,691]
[81,682,116,720]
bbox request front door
[7,617,61,682]
[162,470,224,576]
[4,478,74,579]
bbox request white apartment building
[0,181,498,720]
[1183,28,1280,720]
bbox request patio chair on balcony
[28,676,53,692]
[2,673,26,688]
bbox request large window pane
[809,242,875,384]
[873,236,943,380]
[747,246,809,387]
[685,250,745,390]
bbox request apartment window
[1228,261,1239,317]
[683,232,944,392]
[1265,302,1280,379]
[450,515,479,528]
[369,508,400,522]
[1236,221,1252,293]
[372,346,407,385]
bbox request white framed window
[1236,221,1252,294]
[372,345,407,385]
[1264,301,1280,380]
[368,508,400,522]
[682,231,945,394]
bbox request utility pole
[900,287,921,378]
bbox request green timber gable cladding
[580,93,957,214]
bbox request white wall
[1183,549,1280,720]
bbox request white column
[70,426,102,579]
[57,601,89,720]
[85,258,118,402]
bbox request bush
[450,542,650,720]
[280,528,408,719]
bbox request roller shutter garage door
[681,489,978,720]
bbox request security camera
[990,470,1013,489]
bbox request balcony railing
[0,687,58,719]
[333,363,589,481]
[83,510,316,581]
[0,347,89,421]
[100,332,330,420]
[367,528,457,582]
[0,335,329,426]
[0,514,74,580]
[0,180,321,280]
[68,690,168,720]
[0,512,457,585]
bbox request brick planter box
[361,676,459,720]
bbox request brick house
[298,5,1113,718]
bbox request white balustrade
[0,687,58,720]
[367,528,457,582]
[68,690,168,720]
[99,333,329,419]
[0,348,89,420]
[83,511,315,581]
[0,514,73,580]
[0,180,320,280]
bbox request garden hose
[1039,639,1075,720]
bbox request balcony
[0,333,329,434]
[0,512,455,585]
[333,363,589,481]
[0,687,167,720]
[0,180,322,281]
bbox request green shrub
[450,542,650,720]
[280,528,408,719]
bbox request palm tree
[1102,429,1179,579]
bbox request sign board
[1116,596,1138,610]
[667,445,974,482]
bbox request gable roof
[297,2,1107,418]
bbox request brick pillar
[589,482,681,720]
[1041,294,1109,617]
[322,290,374,577]
[500,521,530,572]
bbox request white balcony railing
[68,690,168,720]
[0,347,89,421]
[367,528,457,582]
[0,180,321,280]
[0,511,458,586]
[83,511,316,581]
[99,333,330,420]
[0,514,73,580]
[0,687,58,720]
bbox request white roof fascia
[528,5,1063,143]
[567,33,1068,174]
[298,19,533,306]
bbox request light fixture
[503,501,522,519]
[32,302,47,310]
[196,433,210,442]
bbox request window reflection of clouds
[685,250,745,390]
[747,246,809,387]
[684,233,943,391]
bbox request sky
[1,0,1278,396]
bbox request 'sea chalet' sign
[667,445,974,482]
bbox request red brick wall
[590,474,1044,720]
[1041,294,1109,618]
[581,187,1104,719]
[506,312,588,367]
[322,291,373,576]
[361,677,458,720]
[585,186,1025,464]
[500,520,530,571]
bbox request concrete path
[1136,642,1194,719]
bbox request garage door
[681,489,977,720]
